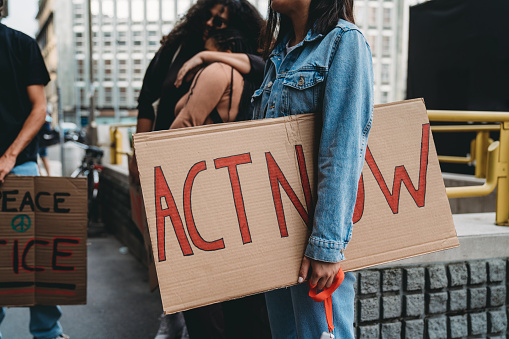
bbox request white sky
[2,0,39,38]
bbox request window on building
[381,91,389,103]
[77,59,85,81]
[117,0,129,20]
[117,31,127,46]
[132,0,145,22]
[355,6,365,27]
[383,8,392,28]
[119,87,128,105]
[147,0,159,23]
[382,36,390,56]
[104,87,112,104]
[102,0,114,18]
[381,64,390,84]
[368,7,377,27]
[367,35,376,56]
[162,0,175,22]
[133,88,141,100]
[118,68,128,80]
[79,88,86,106]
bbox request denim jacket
[251,20,374,263]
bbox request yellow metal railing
[431,125,497,178]
[428,110,509,225]
[109,123,135,165]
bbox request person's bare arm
[175,51,251,88]
[129,117,154,184]
[0,85,46,183]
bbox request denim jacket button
[298,76,305,86]
[267,81,273,88]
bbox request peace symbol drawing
[11,214,31,233]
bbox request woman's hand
[175,52,208,88]
[298,256,342,290]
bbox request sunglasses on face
[211,15,228,28]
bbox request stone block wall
[355,259,508,338]
[99,167,148,265]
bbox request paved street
[0,235,164,339]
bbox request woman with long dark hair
[253,0,373,338]
[130,0,264,179]
[170,28,257,129]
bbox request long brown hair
[260,0,355,59]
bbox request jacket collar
[269,26,324,58]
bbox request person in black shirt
[129,0,265,182]
[0,2,69,339]
[0,18,49,181]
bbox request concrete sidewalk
[0,235,164,339]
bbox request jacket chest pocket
[282,70,325,115]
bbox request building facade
[39,0,428,124]
[354,0,426,104]
[67,0,269,124]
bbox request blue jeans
[0,161,64,339]
[264,272,356,339]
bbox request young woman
[175,1,373,337]
[252,0,373,338]
[130,0,264,180]
[170,28,255,129]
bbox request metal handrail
[428,110,509,226]
[109,124,135,165]
[431,125,495,177]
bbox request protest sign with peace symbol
[11,214,31,233]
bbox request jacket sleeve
[137,49,170,121]
[304,29,374,263]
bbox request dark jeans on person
[183,294,271,339]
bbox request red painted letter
[214,153,252,244]
[266,146,313,237]
[184,161,225,251]
[154,166,193,260]
[366,123,430,214]
[352,174,364,224]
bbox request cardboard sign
[0,176,87,306]
[133,99,458,314]
[129,182,158,291]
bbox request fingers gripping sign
[298,256,342,290]
[0,153,16,183]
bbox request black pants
[183,294,272,339]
